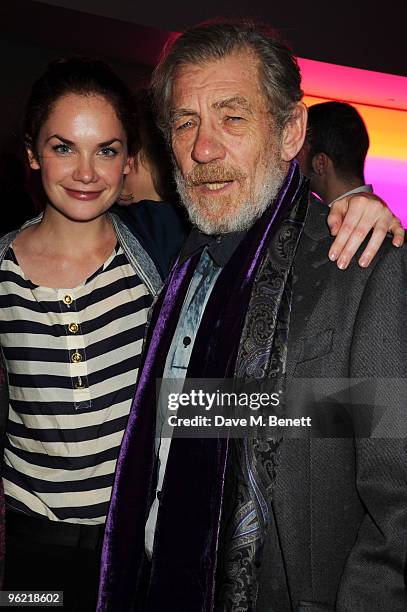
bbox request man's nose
[191,124,226,164]
[72,155,99,184]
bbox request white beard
[174,157,286,235]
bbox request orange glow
[298,57,407,112]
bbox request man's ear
[26,145,40,170]
[280,102,308,162]
[311,152,330,176]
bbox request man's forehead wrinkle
[174,50,260,88]
[213,96,253,113]
[169,51,267,130]
[170,95,253,122]
[171,91,255,115]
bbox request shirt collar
[328,184,373,208]
[179,226,246,267]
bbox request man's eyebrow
[214,96,252,112]
[170,108,197,123]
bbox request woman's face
[27,93,131,222]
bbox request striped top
[0,243,152,524]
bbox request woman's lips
[63,188,103,201]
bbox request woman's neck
[12,207,117,288]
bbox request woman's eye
[99,147,117,157]
[53,144,72,154]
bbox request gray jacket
[257,200,407,611]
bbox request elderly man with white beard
[97,21,407,612]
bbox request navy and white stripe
[0,243,152,524]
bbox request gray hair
[151,19,303,142]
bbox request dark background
[27,0,406,76]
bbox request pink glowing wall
[299,58,407,226]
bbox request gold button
[74,377,87,390]
[71,352,82,363]
[68,322,79,334]
[63,294,73,305]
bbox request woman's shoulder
[0,228,18,263]
[111,200,190,279]
[0,215,43,264]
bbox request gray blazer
[257,200,407,611]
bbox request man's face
[170,49,287,234]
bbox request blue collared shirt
[145,249,221,558]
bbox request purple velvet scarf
[97,161,305,611]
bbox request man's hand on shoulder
[326,192,405,270]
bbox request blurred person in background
[117,88,178,206]
[113,88,189,278]
[298,101,371,207]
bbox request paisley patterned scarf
[217,173,308,610]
